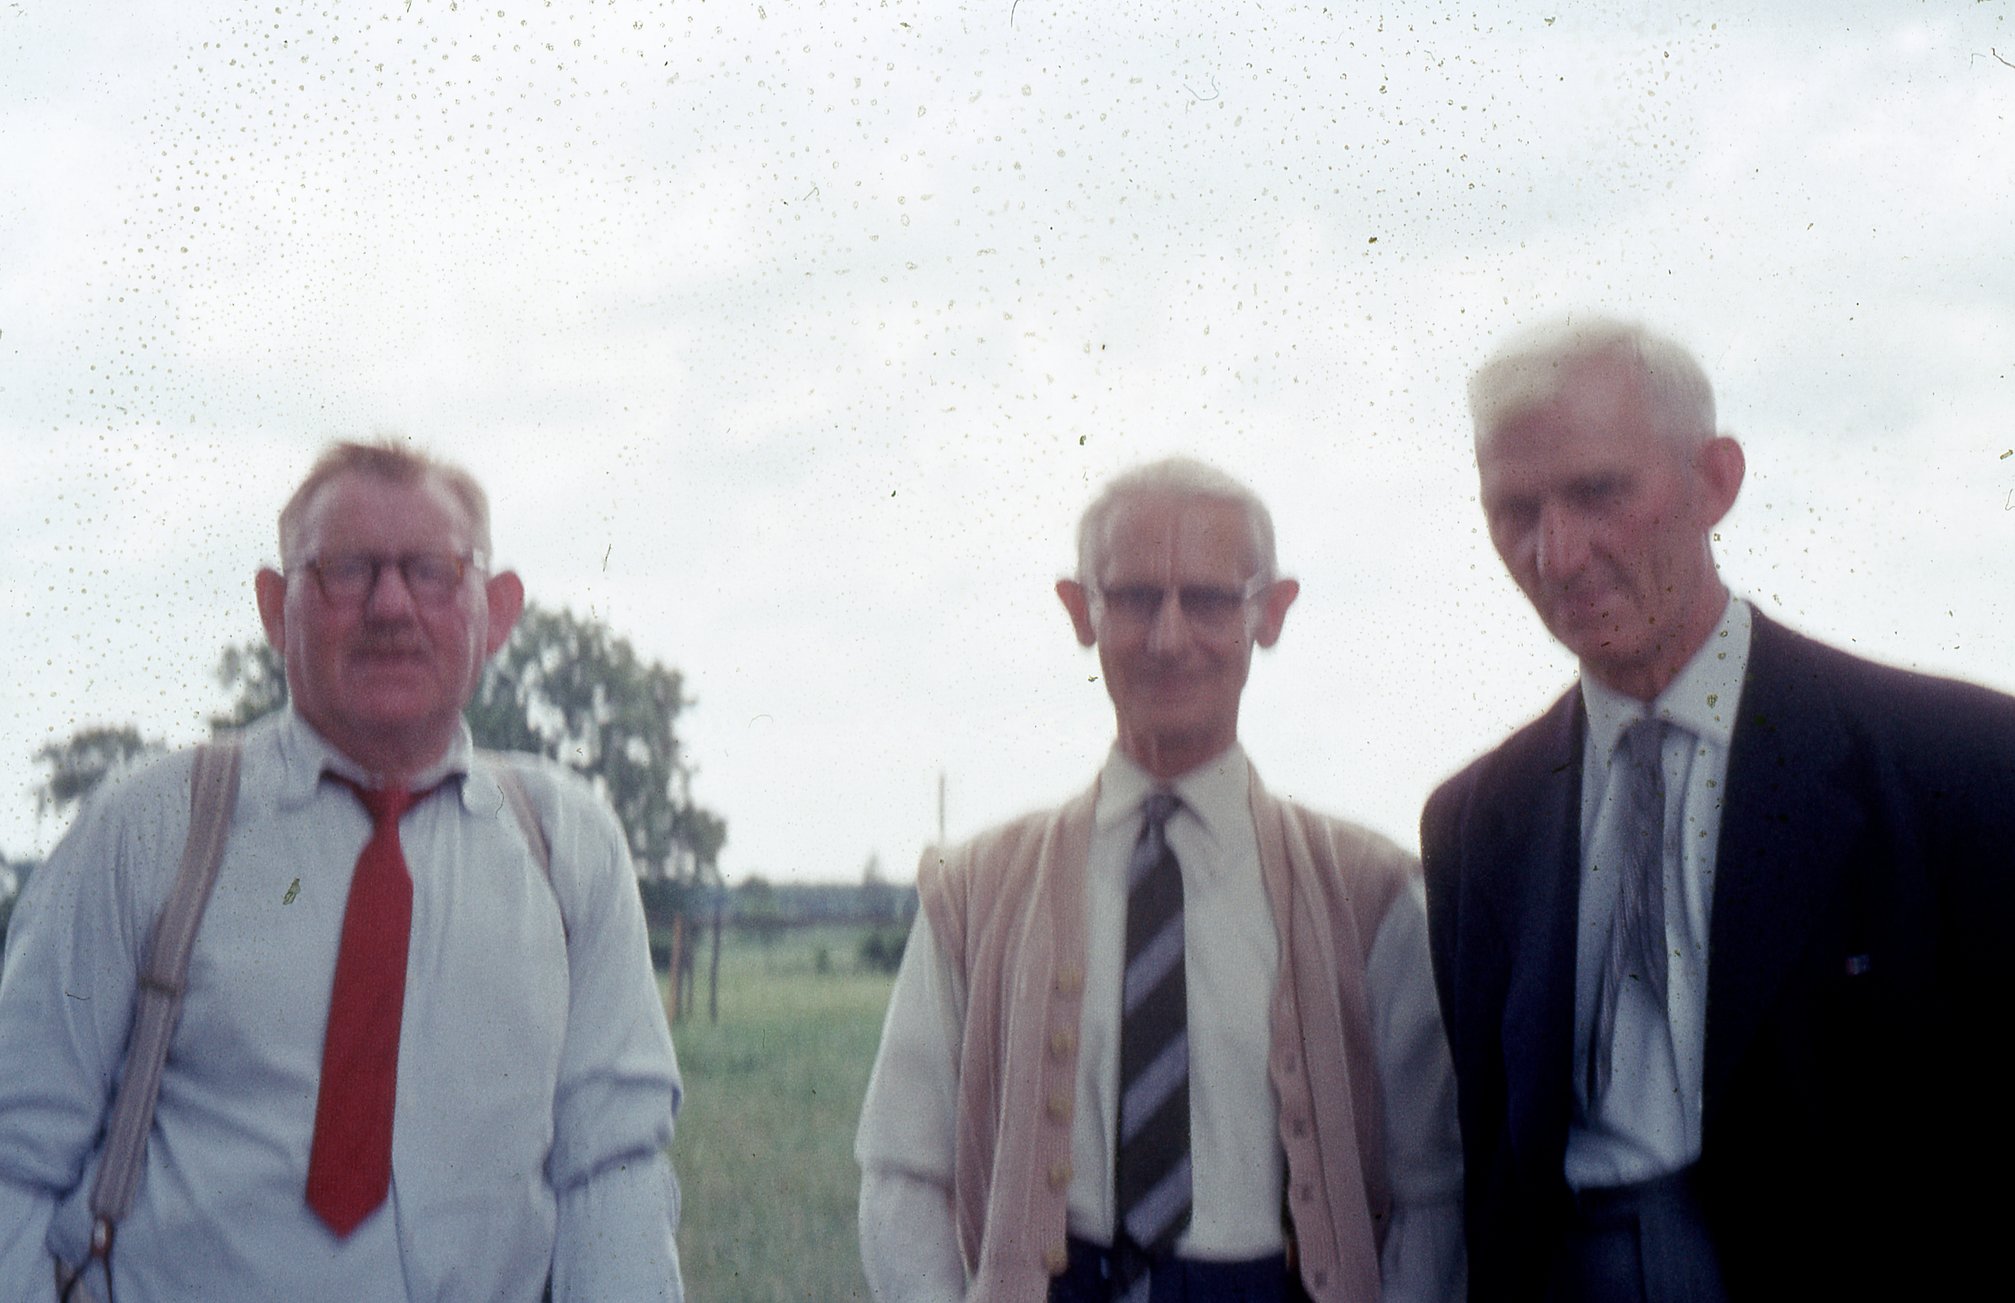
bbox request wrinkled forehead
[1093,492,1259,583]
[296,469,479,556]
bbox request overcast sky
[5,1,2011,882]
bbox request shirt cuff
[859,1168,966,1303]
[550,1149,684,1302]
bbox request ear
[1056,579,1097,648]
[255,568,288,651]
[1693,435,1746,527]
[1251,578,1300,649]
[483,570,525,656]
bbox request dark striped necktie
[1589,717,1670,1104]
[1114,790,1190,1299]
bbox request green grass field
[670,925,901,1302]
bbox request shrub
[856,926,908,974]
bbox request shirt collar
[272,705,477,807]
[1581,594,1753,760]
[1093,741,1251,850]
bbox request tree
[40,607,726,993]
[29,606,726,1016]
[33,725,165,822]
[209,604,727,891]
[209,642,288,731]
[736,873,786,955]
[860,850,897,923]
[0,860,23,950]
[464,604,727,884]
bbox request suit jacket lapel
[1491,689,1587,1176]
[1704,612,1867,1117]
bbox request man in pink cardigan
[856,459,1463,1303]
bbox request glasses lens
[315,556,376,603]
[403,553,464,602]
[307,553,467,605]
[1097,583,1251,627]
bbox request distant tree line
[725,877,918,928]
[728,860,917,975]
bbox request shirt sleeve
[855,908,968,1303]
[0,771,168,1295]
[1367,876,1466,1303]
[543,786,686,1302]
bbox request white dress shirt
[0,708,685,1301]
[1566,595,1752,1189]
[857,745,1464,1302]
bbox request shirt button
[1056,964,1084,995]
[1048,1159,1073,1190]
[1044,1243,1070,1274]
[1049,1027,1077,1057]
[1047,1090,1073,1122]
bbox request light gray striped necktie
[1589,717,1670,1104]
[1114,791,1189,1298]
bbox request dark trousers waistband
[1566,1167,1702,1224]
[1551,1166,1728,1303]
[1049,1235,1307,1303]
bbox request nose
[362,561,421,619]
[1144,588,1193,656]
[1534,501,1591,584]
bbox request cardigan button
[1280,1051,1300,1074]
[1049,1027,1077,1057]
[1044,1243,1070,1274]
[1312,1268,1329,1288]
[1048,1159,1073,1190]
[1047,1090,1073,1122]
[1289,1117,1309,1138]
[1295,1182,1314,1202]
[1056,964,1084,995]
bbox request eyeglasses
[1095,576,1265,630]
[298,552,483,607]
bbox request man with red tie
[0,441,684,1300]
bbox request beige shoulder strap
[481,751,552,879]
[70,738,243,1295]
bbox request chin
[1548,614,1629,663]
[349,696,452,730]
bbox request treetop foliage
[467,603,726,879]
[32,725,165,821]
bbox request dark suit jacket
[1422,611,2015,1301]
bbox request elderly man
[857,458,1463,1303]
[1422,318,2015,1302]
[0,441,685,1300]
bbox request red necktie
[306,781,421,1237]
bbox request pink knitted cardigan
[915,765,1410,1303]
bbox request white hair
[1074,457,1278,582]
[1469,314,1717,449]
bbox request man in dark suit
[1421,317,2015,1303]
